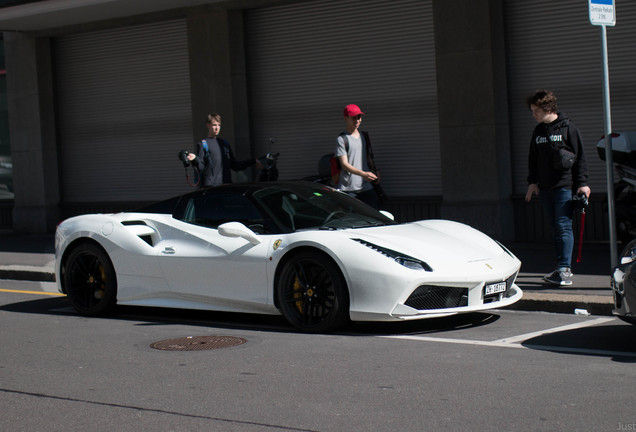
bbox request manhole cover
[150,335,247,351]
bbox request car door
[155,192,274,311]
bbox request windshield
[252,184,396,232]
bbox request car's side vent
[405,285,468,310]
[121,221,155,246]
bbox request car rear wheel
[277,250,349,333]
[63,243,117,316]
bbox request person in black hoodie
[525,90,591,286]
[186,113,261,187]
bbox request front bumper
[390,280,523,320]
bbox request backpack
[548,118,576,170]
[328,135,349,186]
[317,136,349,187]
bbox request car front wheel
[63,243,117,316]
[277,250,349,333]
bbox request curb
[0,269,55,283]
[508,292,614,316]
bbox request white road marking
[383,335,527,349]
[491,317,615,344]
[380,317,636,357]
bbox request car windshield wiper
[349,221,386,229]
[317,220,386,230]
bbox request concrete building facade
[1,0,635,243]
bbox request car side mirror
[379,210,395,221]
[218,222,262,245]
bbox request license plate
[485,282,506,295]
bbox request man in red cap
[335,104,380,208]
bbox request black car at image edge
[611,239,636,325]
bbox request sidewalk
[0,230,55,282]
[506,242,614,316]
[0,230,616,316]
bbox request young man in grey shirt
[335,104,379,208]
[187,113,261,187]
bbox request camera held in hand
[572,192,588,210]
[178,150,190,167]
[257,152,279,182]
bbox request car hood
[349,219,509,265]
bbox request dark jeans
[540,187,574,269]
[347,188,379,209]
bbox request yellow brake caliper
[293,276,303,313]
[95,264,106,299]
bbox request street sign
[589,0,615,26]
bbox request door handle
[162,247,176,255]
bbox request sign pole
[600,24,617,268]
[589,0,617,267]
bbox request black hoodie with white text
[527,112,589,191]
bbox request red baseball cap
[343,104,364,117]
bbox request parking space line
[381,335,636,357]
[380,317,636,357]
[0,288,64,296]
[381,335,526,349]
[491,317,615,344]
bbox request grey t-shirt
[335,133,371,192]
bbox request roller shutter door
[55,19,193,203]
[504,0,636,194]
[245,0,440,197]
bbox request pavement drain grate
[150,335,247,351]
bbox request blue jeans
[540,188,574,269]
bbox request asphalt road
[1,280,635,432]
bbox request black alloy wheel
[277,250,349,333]
[63,243,117,316]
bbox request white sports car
[55,181,522,332]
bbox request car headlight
[612,268,625,294]
[620,242,636,265]
[352,238,433,271]
[395,257,430,271]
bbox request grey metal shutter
[245,0,440,196]
[504,0,636,194]
[55,19,193,203]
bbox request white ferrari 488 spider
[55,181,522,332]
